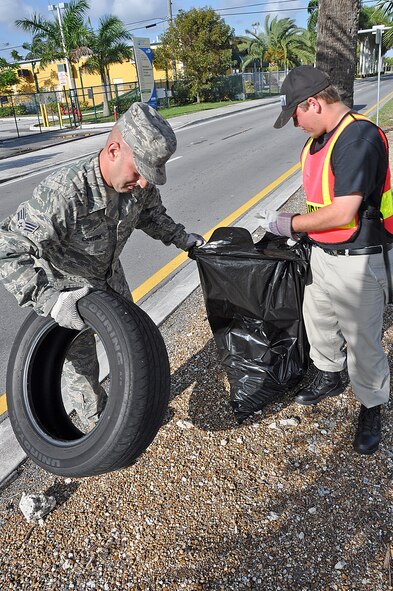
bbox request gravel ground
[1,133,393,591]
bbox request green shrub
[197,75,243,103]
[109,89,140,115]
[0,104,28,116]
[172,79,194,105]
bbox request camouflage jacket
[0,154,189,315]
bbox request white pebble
[279,417,300,427]
[334,559,346,570]
[19,492,56,523]
[62,560,73,570]
[176,420,194,430]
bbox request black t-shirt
[309,112,389,248]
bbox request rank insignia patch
[16,208,39,234]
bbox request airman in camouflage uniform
[0,102,204,430]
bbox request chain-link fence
[0,72,285,142]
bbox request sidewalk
[0,94,301,489]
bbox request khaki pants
[303,246,392,408]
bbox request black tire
[6,290,171,478]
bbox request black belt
[320,243,393,256]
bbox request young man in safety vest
[259,65,392,455]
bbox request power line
[0,44,25,52]
[216,0,378,8]
[217,8,310,16]
[125,18,168,33]
[123,16,166,27]
[217,0,310,11]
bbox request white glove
[257,210,297,238]
[50,287,89,330]
[184,233,206,250]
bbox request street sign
[358,25,392,125]
[58,71,67,86]
[133,37,157,109]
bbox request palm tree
[238,31,268,71]
[306,0,318,53]
[368,4,393,50]
[376,0,393,14]
[316,0,361,106]
[82,15,133,117]
[307,0,319,33]
[359,5,393,75]
[263,15,315,70]
[15,0,91,91]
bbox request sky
[0,0,311,61]
[0,0,389,62]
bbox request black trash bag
[192,226,310,423]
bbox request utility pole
[48,3,75,92]
[167,0,177,81]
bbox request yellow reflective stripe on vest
[321,113,371,205]
[382,189,393,218]
[301,138,312,169]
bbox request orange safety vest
[300,112,393,244]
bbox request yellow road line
[363,89,393,117]
[0,393,7,415]
[132,162,300,302]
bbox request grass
[370,97,393,130]
[158,100,244,119]
[80,98,258,124]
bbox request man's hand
[184,233,205,250]
[50,286,89,330]
[257,210,298,238]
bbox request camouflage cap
[116,102,177,185]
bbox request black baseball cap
[274,65,331,129]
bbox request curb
[171,98,278,130]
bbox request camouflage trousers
[61,279,132,430]
[62,330,107,431]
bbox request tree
[15,0,91,91]
[157,7,234,103]
[0,57,20,93]
[358,6,392,75]
[367,4,393,50]
[307,0,319,33]
[262,15,315,70]
[237,31,268,72]
[82,15,133,117]
[316,0,361,107]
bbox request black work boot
[353,404,381,455]
[295,369,345,405]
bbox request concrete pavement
[0,95,302,488]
